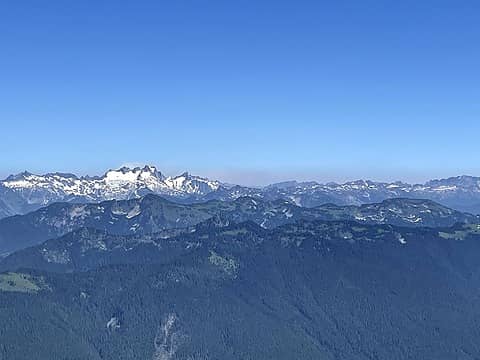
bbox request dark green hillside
[2,220,480,359]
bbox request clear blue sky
[1,1,479,185]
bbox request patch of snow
[126,204,141,219]
[42,248,71,264]
[107,316,121,330]
[69,205,90,219]
[260,219,267,228]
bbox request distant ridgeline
[0,194,477,256]
[1,166,480,220]
[1,189,480,359]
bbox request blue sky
[1,1,479,185]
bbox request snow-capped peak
[104,165,164,184]
[163,171,221,194]
[0,166,222,212]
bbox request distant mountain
[1,166,480,218]
[0,194,476,257]
[260,176,480,213]
[0,194,215,256]
[316,198,479,227]
[2,219,480,359]
[0,166,220,217]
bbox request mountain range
[2,166,480,359]
[0,194,476,257]
[1,165,480,219]
[0,166,220,218]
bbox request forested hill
[1,219,480,359]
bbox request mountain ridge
[0,194,477,257]
[1,165,480,218]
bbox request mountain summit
[0,166,221,217]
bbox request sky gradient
[1,1,479,185]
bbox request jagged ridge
[1,165,480,218]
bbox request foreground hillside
[1,219,480,359]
